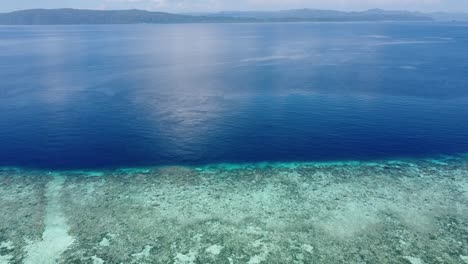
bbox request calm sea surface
[1,22,468,169]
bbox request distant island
[0,8,466,25]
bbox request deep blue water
[1,22,468,169]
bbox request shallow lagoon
[1,156,467,263]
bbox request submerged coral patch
[0,157,467,263]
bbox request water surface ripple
[1,22,468,169]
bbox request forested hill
[0,9,254,25]
[0,8,436,25]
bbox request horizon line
[1,7,465,15]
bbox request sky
[1,0,468,13]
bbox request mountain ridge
[0,8,464,25]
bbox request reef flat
[0,157,467,264]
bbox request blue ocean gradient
[1,22,468,169]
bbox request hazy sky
[2,0,468,13]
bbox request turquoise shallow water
[0,152,464,175]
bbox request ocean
[0,22,467,263]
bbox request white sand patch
[461,255,468,264]
[248,254,266,264]
[319,201,379,239]
[301,244,314,254]
[0,242,13,250]
[131,245,152,260]
[24,176,74,264]
[0,254,12,264]
[99,237,110,247]
[205,245,223,256]
[91,255,104,264]
[174,250,198,264]
[392,207,434,233]
[404,256,424,264]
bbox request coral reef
[0,156,467,263]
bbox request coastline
[1,152,467,174]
